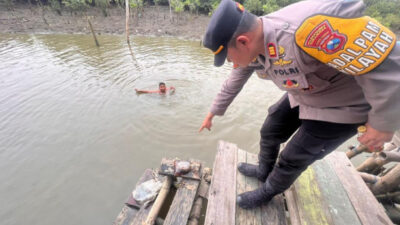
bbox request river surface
[0,34,358,225]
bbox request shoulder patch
[295,15,397,75]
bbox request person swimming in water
[135,82,175,94]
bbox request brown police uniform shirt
[209,0,400,132]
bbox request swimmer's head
[159,82,166,93]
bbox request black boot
[237,162,269,182]
[236,181,278,209]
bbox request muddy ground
[0,4,210,40]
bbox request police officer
[199,0,400,209]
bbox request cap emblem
[236,2,244,12]
[214,45,224,55]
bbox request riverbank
[0,4,210,40]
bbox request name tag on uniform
[295,15,397,75]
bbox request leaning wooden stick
[87,18,99,47]
[144,176,172,225]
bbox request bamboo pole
[87,18,99,47]
[357,148,400,173]
[359,172,380,184]
[144,176,172,225]
[378,150,400,163]
[125,0,130,43]
[371,164,400,195]
[356,152,382,173]
[346,145,369,159]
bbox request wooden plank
[290,167,334,225]
[312,159,362,225]
[236,149,248,225]
[114,169,155,225]
[235,149,261,225]
[113,205,138,225]
[246,152,262,225]
[261,194,287,225]
[163,179,200,225]
[205,140,238,225]
[284,186,301,225]
[236,150,287,225]
[246,151,287,225]
[326,152,393,225]
[126,169,155,208]
[130,176,166,225]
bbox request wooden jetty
[113,140,393,225]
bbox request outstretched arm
[135,89,159,94]
[199,112,214,132]
[355,44,400,150]
[199,66,254,132]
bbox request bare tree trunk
[168,0,172,22]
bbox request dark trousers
[260,94,362,193]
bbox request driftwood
[370,164,400,195]
[144,176,172,225]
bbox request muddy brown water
[0,33,358,225]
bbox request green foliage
[261,0,279,14]
[153,0,168,5]
[170,0,184,13]
[62,0,87,10]
[7,0,400,32]
[129,0,143,9]
[243,0,262,15]
[364,0,400,31]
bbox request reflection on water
[0,34,357,225]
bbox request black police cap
[203,0,246,67]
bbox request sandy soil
[0,4,210,40]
